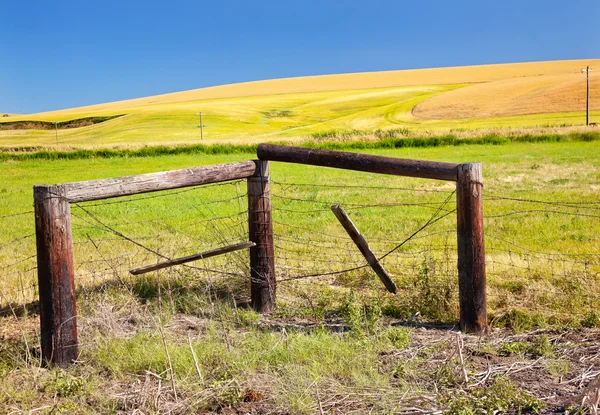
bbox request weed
[408,256,458,321]
[528,334,554,358]
[445,376,543,414]
[203,380,244,410]
[341,289,364,336]
[363,297,382,335]
[381,302,411,319]
[544,359,569,379]
[498,310,547,333]
[383,326,412,349]
[339,290,383,336]
[498,341,529,356]
[581,311,600,328]
[498,335,554,358]
[434,362,460,388]
[311,129,364,141]
[44,371,87,397]
[237,308,260,326]
[131,275,160,301]
[374,128,410,138]
[497,280,526,295]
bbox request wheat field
[413,72,600,119]
[1,59,598,146]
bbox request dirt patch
[0,115,124,130]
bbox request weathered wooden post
[31,160,264,367]
[34,184,78,367]
[256,144,489,333]
[456,163,488,334]
[247,160,276,312]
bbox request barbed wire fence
[0,177,599,327]
[484,194,600,323]
[270,179,600,323]
[267,180,460,322]
[0,210,38,317]
[68,179,254,310]
[0,180,253,320]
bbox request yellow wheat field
[1,59,598,146]
[413,71,600,119]
[28,59,599,116]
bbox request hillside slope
[27,59,598,115]
[413,72,600,119]
[1,59,598,146]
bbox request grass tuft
[445,376,543,414]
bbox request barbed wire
[486,194,600,207]
[0,178,598,323]
[274,189,457,283]
[271,180,453,193]
[67,179,253,289]
[0,233,35,251]
[272,194,456,210]
[0,210,34,219]
[486,209,600,219]
[486,235,600,258]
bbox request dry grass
[414,72,600,119]
[5,292,600,415]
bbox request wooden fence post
[456,163,488,334]
[247,160,276,312]
[34,184,78,367]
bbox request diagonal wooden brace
[331,205,397,294]
[129,241,256,275]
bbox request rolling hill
[1,59,598,147]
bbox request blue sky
[2,0,599,114]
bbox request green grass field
[1,140,598,317]
[1,141,599,413]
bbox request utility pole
[196,112,203,140]
[54,122,58,144]
[582,66,593,126]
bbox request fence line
[0,149,598,368]
[1,186,598,308]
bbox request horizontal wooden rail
[257,144,459,181]
[59,160,259,203]
[129,241,256,275]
